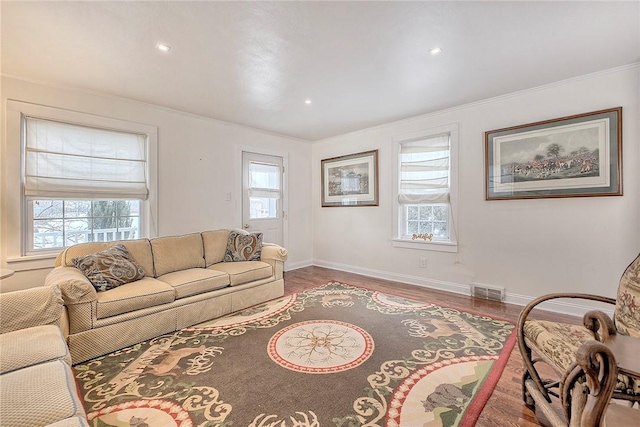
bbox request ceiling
[2,1,639,141]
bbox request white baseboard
[284,259,314,271]
[309,260,615,319]
[312,259,470,296]
[505,292,614,319]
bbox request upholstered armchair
[516,252,640,422]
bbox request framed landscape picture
[321,150,379,207]
[485,107,622,200]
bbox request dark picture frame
[321,150,379,207]
[485,107,622,200]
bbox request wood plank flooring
[283,266,576,427]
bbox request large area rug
[74,283,515,427]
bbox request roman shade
[24,117,148,199]
[398,133,450,204]
[248,162,280,200]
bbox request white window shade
[24,117,148,199]
[249,162,280,199]
[399,134,450,204]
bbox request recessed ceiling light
[305,99,312,105]
[429,47,442,55]
[156,43,171,53]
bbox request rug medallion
[74,282,515,427]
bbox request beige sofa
[0,286,89,427]
[45,229,288,364]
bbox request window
[248,161,280,219]
[23,117,150,253]
[29,200,141,250]
[5,101,157,265]
[393,124,458,252]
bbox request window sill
[391,238,458,253]
[6,253,58,272]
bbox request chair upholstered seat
[523,319,640,396]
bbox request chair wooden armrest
[583,310,617,342]
[571,340,637,427]
[527,339,639,427]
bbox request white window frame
[26,199,143,254]
[5,100,158,271]
[392,123,459,252]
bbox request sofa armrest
[261,243,288,262]
[0,286,64,334]
[45,267,97,305]
[45,267,97,334]
[260,243,288,281]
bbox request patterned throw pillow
[224,231,263,262]
[72,244,146,292]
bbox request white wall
[312,65,640,311]
[2,66,638,312]
[0,77,314,291]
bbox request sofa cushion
[209,261,272,286]
[57,239,154,277]
[96,277,175,319]
[158,268,230,299]
[0,325,70,374]
[0,360,86,427]
[224,230,263,262]
[202,229,230,266]
[73,245,146,292]
[151,233,205,277]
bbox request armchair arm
[0,286,64,334]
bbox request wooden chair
[516,252,640,423]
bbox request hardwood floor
[283,266,577,427]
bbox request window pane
[126,200,140,216]
[64,200,91,218]
[34,200,63,219]
[250,197,278,219]
[419,205,431,219]
[64,219,90,245]
[407,220,419,234]
[433,221,448,238]
[419,221,432,234]
[433,205,447,221]
[118,217,140,240]
[33,219,63,249]
[407,206,418,221]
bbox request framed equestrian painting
[321,150,379,207]
[485,107,622,200]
